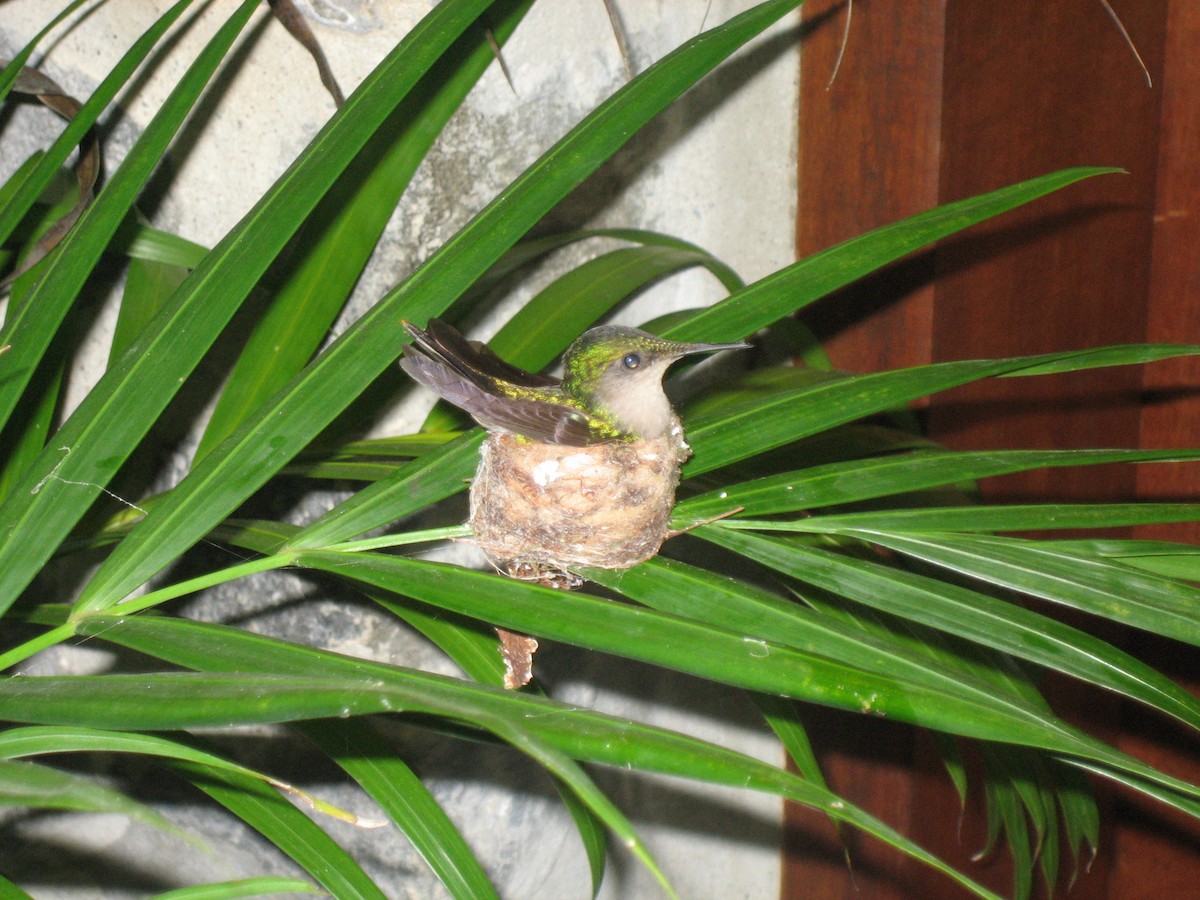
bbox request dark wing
[401,320,608,446]
[408,318,558,389]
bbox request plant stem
[100,553,299,617]
[328,524,473,554]
[0,622,75,672]
[1,525,468,671]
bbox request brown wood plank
[797,0,946,377]
[1137,0,1200,535]
[920,2,1165,897]
[927,0,1163,477]
[786,1,1194,897]
[1116,2,1200,896]
[786,1,947,897]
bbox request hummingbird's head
[561,325,749,439]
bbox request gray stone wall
[0,2,799,896]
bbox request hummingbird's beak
[672,338,752,358]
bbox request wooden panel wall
[786,1,1200,897]
[1113,6,1200,898]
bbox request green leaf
[148,879,321,900]
[858,532,1200,647]
[302,549,1085,747]
[110,254,189,361]
[586,556,1048,722]
[305,433,459,461]
[660,167,1120,344]
[0,0,208,428]
[283,433,461,480]
[982,766,1033,900]
[0,0,138,244]
[795,583,1051,714]
[979,746,1061,900]
[0,0,503,617]
[226,524,605,894]
[0,151,43,237]
[177,764,386,900]
[1051,762,1102,884]
[559,778,609,898]
[932,732,969,807]
[111,218,209,267]
[0,0,264,611]
[1024,757,1063,894]
[486,719,677,899]
[441,227,745,329]
[587,544,1094,890]
[786,502,1200,534]
[299,719,499,900]
[1042,538,1200,580]
[285,431,482,550]
[0,724,379,827]
[110,215,191,363]
[0,873,34,900]
[493,245,742,368]
[675,447,1200,523]
[71,0,804,603]
[0,170,93,496]
[372,591,505,685]
[0,758,180,836]
[227,516,508,688]
[306,557,611,893]
[0,723,240,765]
[194,0,534,461]
[0,284,62,505]
[754,695,823,786]
[698,529,1200,729]
[3,169,83,283]
[682,346,1200,477]
[0,624,1003,899]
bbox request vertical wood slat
[797,0,946,377]
[1114,3,1200,898]
[1137,1,1200,536]
[786,1,1197,897]
[788,1,947,896]
[927,0,1164,495]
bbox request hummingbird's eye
[622,353,641,370]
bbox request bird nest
[470,419,690,587]
[469,418,691,687]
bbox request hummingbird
[400,318,750,445]
[400,318,750,685]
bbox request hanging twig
[826,0,853,90]
[603,0,635,79]
[268,0,346,106]
[485,28,517,95]
[1099,0,1152,88]
[0,65,99,293]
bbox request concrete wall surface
[0,2,800,897]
